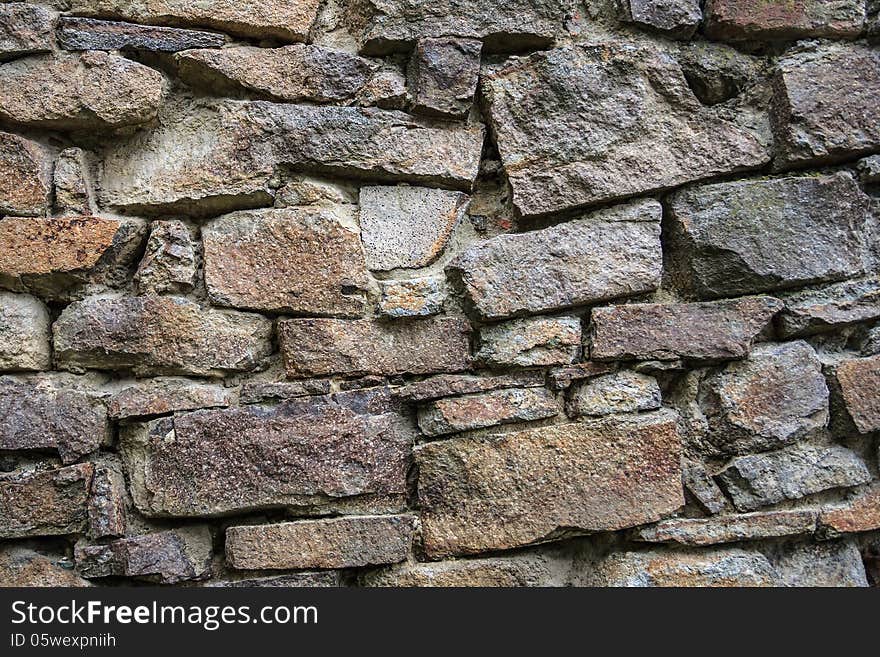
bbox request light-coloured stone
[363,555,559,587]
[135,220,196,295]
[0,547,91,587]
[830,355,880,434]
[88,464,126,539]
[378,277,447,318]
[0,293,51,371]
[567,371,661,417]
[396,371,546,403]
[765,539,868,587]
[0,3,55,61]
[476,316,582,368]
[417,387,559,436]
[53,148,95,215]
[624,0,702,38]
[636,511,818,546]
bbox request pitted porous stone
[623,0,702,39]
[68,0,322,42]
[416,411,683,558]
[0,293,51,371]
[135,220,196,295]
[450,200,662,320]
[204,207,369,317]
[0,3,55,61]
[566,371,661,417]
[481,42,769,218]
[0,464,93,539]
[87,464,126,539]
[417,387,559,436]
[0,131,51,217]
[58,17,226,52]
[476,316,582,368]
[705,0,865,41]
[408,37,482,119]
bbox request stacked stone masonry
[0,0,878,588]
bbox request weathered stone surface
[0,464,92,539]
[279,317,471,378]
[477,316,581,369]
[668,173,870,299]
[135,220,196,295]
[396,371,545,403]
[75,526,212,584]
[360,186,468,271]
[682,459,728,515]
[59,17,225,52]
[54,296,273,377]
[108,379,232,420]
[0,293,51,371]
[346,0,572,54]
[204,208,368,317]
[408,37,481,119]
[121,391,414,517]
[451,200,662,319]
[624,0,701,38]
[378,277,447,318]
[176,45,377,103]
[567,371,661,417]
[53,148,95,215]
[0,131,50,217]
[0,376,108,463]
[674,40,763,105]
[717,445,871,512]
[481,43,768,218]
[0,3,54,61]
[416,411,683,558]
[765,539,868,587]
[226,515,414,570]
[238,379,332,405]
[705,0,865,41]
[69,0,321,42]
[88,464,126,539]
[772,43,880,167]
[698,341,829,455]
[363,554,559,587]
[207,572,342,587]
[99,99,484,215]
[417,387,558,437]
[636,510,817,546]
[778,278,880,338]
[830,355,880,434]
[590,297,782,362]
[583,548,779,587]
[0,216,146,299]
[858,155,880,183]
[0,547,90,587]
[546,362,615,391]
[819,484,880,536]
[274,175,357,209]
[0,52,164,131]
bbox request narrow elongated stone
[417,387,559,436]
[226,516,414,570]
[778,278,880,338]
[0,131,51,217]
[53,296,273,377]
[450,200,662,319]
[831,356,880,433]
[567,371,661,417]
[53,148,95,215]
[58,17,225,52]
[396,371,546,403]
[87,464,126,538]
[279,317,471,379]
[108,379,232,420]
[636,511,818,546]
[363,554,558,587]
[705,0,865,41]
[819,484,880,536]
[416,412,683,558]
[0,464,93,539]
[590,297,782,362]
[0,293,51,371]
[204,208,369,317]
[682,460,728,515]
[476,316,582,368]
[0,3,55,60]
[668,173,869,299]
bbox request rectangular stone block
[778,278,880,338]
[705,0,865,40]
[0,293,51,371]
[58,17,226,51]
[417,387,559,437]
[0,464,92,539]
[636,510,818,546]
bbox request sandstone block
[396,371,546,403]
[238,379,332,405]
[0,293,51,371]
[766,539,868,587]
[0,464,93,539]
[0,547,91,587]
[87,464,126,539]
[52,148,95,215]
[363,555,558,587]
[476,316,582,368]
[831,355,880,433]
[778,278,880,338]
[682,459,728,515]
[819,484,880,536]
[417,387,559,436]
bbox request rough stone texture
[279,317,471,379]
[450,200,662,320]
[0,464,93,539]
[777,278,880,338]
[59,17,225,52]
[476,316,582,368]
[0,131,51,217]
[705,0,865,41]
[53,148,95,216]
[771,43,880,168]
[69,0,321,42]
[0,52,165,131]
[0,547,91,587]
[567,371,661,417]
[121,390,414,517]
[636,511,818,546]
[0,3,55,61]
[0,292,51,371]
[87,464,126,539]
[590,297,782,362]
[0,216,146,299]
[858,155,880,184]
[674,40,763,105]
[831,356,880,434]
[207,572,342,588]
[765,539,868,587]
[108,379,232,420]
[819,484,880,536]
[408,37,481,119]
[682,460,729,515]
[0,376,109,463]
[378,277,447,318]
[75,526,212,584]
[359,186,468,271]
[668,173,870,299]
[346,0,573,54]
[54,296,273,377]
[363,555,558,587]
[481,43,768,218]
[238,379,332,405]
[226,516,414,570]
[417,387,559,436]
[396,371,545,403]
[99,99,484,216]
[416,412,683,558]
[175,45,379,103]
[698,341,829,455]
[624,0,702,38]
[717,445,871,512]
[135,220,196,295]
[204,208,369,317]
[547,362,616,391]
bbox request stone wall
[1,0,879,587]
